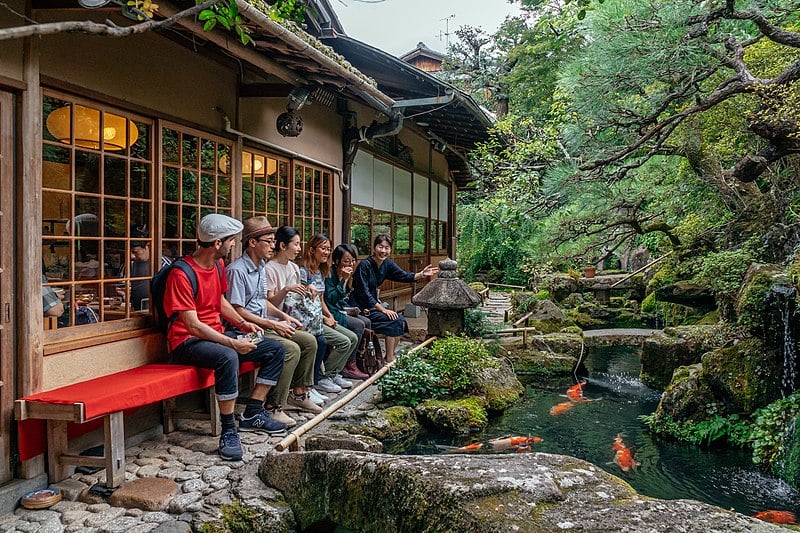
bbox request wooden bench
[15,360,261,488]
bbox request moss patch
[415,397,489,435]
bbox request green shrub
[379,356,443,407]
[380,336,497,407]
[640,413,750,447]
[425,335,490,393]
[751,393,800,467]
[463,308,498,338]
[535,289,550,300]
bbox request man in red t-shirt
[164,214,287,461]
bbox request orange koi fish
[550,401,575,416]
[566,381,587,402]
[752,510,797,525]
[445,435,543,454]
[613,447,637,472]
[613,434,626,452]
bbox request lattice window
[41,93,153,327]
[293,161,331,242]
[160,124,232,260]
[240,150,290,227]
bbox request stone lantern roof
[412,258,481,309]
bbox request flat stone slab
[108,478,180,512]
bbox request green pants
[265,328,316,407]
[321,324,358,379]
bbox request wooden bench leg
[46,420,70,483]
[104,412,125,488]
[209,389,221,437]
[162,398,177,434]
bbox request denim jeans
[171,332,285,401]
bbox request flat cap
[197,213,243,242]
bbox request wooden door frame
[0,90,16,483]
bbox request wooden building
[399,42,445,73]
[0,0,492,507]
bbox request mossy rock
[701,338,782,413]
[607,310,647,329]
[471,357,524,411]
[640,325,731,389]
[696,309,720,325]
[567,311,605,329]
[332,406,421,444]
[501,336,580,377]
[415,397,488,435]
[531,333,584,358]
[735,263,789,335]
[651,363,719,424]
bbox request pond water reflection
[409,345,800,517]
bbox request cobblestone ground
[2,338,416,532]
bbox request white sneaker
[316,377,342,394]
[308,388,326,405]
[333,374,353,389]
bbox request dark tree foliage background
[444,0,800,294]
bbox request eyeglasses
[317,246,332,252]
[340,258,356,265]
[258,238,276,244]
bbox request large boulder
[331,406,421,450]
[471,356,524,411]
[259,450,783,532]
[640,325,730,389]
[528,299,575,333]
[652,338,783,426]
[701,338,783,413]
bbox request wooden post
[19,36,43,398]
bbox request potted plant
[583,264,596,278]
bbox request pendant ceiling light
[218,153,277,177]
[46,104,138,151]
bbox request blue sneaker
[219,428,243,461]
[239,409,288,435]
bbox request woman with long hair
[298,234,358,393]
[325,244,370,380]
[264,226,328,409]
[352,234,438,361]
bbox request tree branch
[0,0,217,41]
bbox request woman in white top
[265,226,329,406]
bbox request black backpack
[149,257,222,334]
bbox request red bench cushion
[20,364,215,421]
[17,362,259,461]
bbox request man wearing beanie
[162,213,288,461]
[226,216,320,425]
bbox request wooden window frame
[41,91,155,341]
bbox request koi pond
[410,345,800,517]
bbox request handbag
[285,291,323,336]
[356,328,385,375]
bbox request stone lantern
[412,258,482,337]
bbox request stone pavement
[0,337,421,532]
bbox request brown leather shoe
[341,360,369,380]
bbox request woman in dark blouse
[352,234,438,361]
